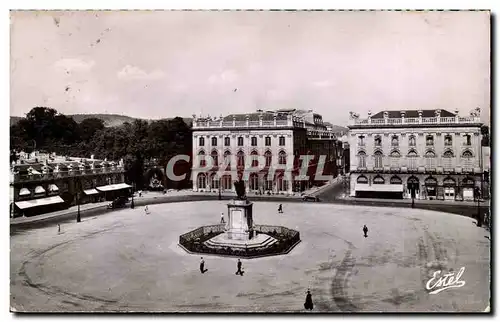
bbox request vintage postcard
[9,10,491,313]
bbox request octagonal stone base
[204,232,277,251]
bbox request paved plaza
[10,201,490,312]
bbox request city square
[9,10,491,314]
[10,200,490,312]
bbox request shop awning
[83,189,99,195]
[96,183,132,192]
[49,184,59,192]
[34,186,46,194]
[15,196,65,210]
[355,184,404,193]
[19,188,31,196]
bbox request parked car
[107,196,129,209]
[302,195,320,202]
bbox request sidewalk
[339,196,490,207]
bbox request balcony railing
[350,115,481,126]
[194,117,296,129]
[13,167,124,183]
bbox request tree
[78,117,105,142]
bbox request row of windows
[356,174,475,186]
[197,173,289,191]
[197,150,288,167]
[358,134,473,147]
[357,149,473,158]
[199,136,286,147]
[357,150,474,168]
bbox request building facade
[10,151,128,217]
[348,109,483,201]
[191,109,341,194]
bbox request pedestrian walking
[200,257,207,274]
[220,212,225,224]
[363,224,368,238]
[304,289,314,311]
[144,205,149,215]
[235,259,244,276]
[278,204,283,214]
[57,224,61,234]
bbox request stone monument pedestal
[226,199,253,241]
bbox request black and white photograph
[8,9,491,313]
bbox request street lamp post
[131,183,135,209]
[476,187,482,227]
[218,177,222,200]
[76,192,81,223]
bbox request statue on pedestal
[234,178,247,200]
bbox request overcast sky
[10,10,490,125]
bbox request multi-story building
[191,109,341,194]
[347,109,483,201]
[10,151,129,217]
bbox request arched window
[373,175,385,184]
[237,151,245,167]
[390,150,400,168]
[221,174,232,190]
[210,173,219,189]
[211,137,217,146]
[265,150,272,167]
[462,150,473,158]
[249,173,259,190]
[390,150,401,157]
[198,150,206,167]
[250,150,259,167]
[425,150,436,157]
[443,150,454,158]
[407,176,420,195]
[374,150,383,169]
[211,150,219,166]
[407,149,418,170]
[277,174,288,191]
[390,176,402,184]
[224,137,230,146]
[356,175,368,184]
[358,151,367,168]
[199,137,205,147]
[197,173,207,189]
[278,151,287,165]
[425,150,436,169]
[443,177,456,186]
[223,151,232,166]
[443,150,454,169]
[461,150,473,168]
[425,176,437,197]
